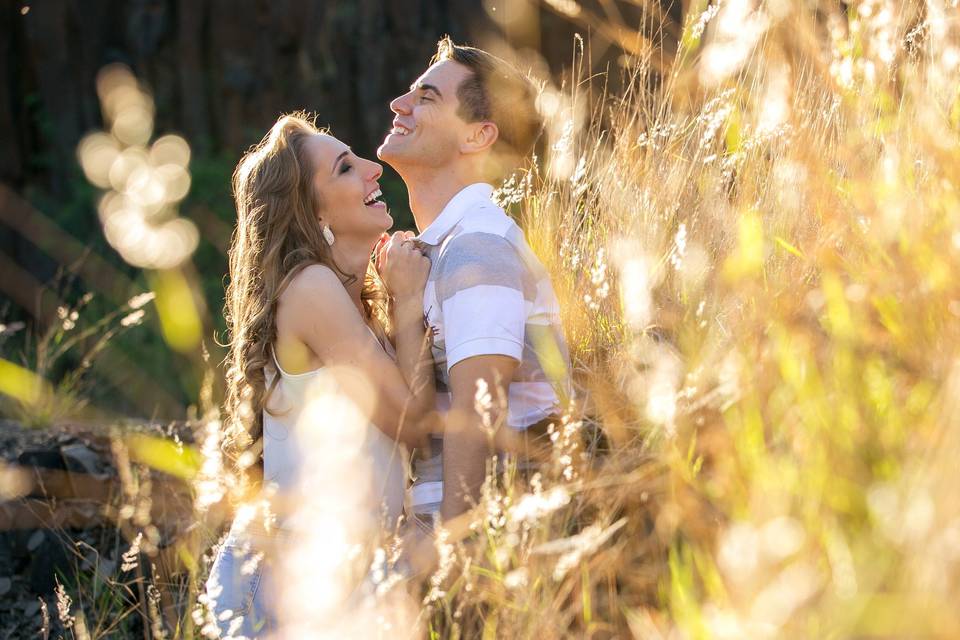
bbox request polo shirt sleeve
[435,232,529,371]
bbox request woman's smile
[364,187,387,209]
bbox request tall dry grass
[442,0,960,637]
[7,0,960,638]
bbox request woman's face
[304,134,392,242]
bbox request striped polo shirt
[410,183,571,518]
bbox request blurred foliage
[4,141,415,419]
[4,0,960,638]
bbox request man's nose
[390,92,412,115]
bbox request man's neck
[403,168,481,233]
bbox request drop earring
[322,224,336,246]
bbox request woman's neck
[330,237,374,317]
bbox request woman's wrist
[392,293,423,316]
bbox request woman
[205,112,435,636]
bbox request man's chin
[376,141,411,167]
[376,141,398,162]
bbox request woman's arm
[277,263,431,447]
[391,293,439,444]
[378,232,439,443]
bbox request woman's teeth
[364,189,383,206]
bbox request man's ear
[461,121,499,155]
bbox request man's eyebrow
[410,82,443,99]
[332,150,350,174]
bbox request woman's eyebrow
[332,150,350,174]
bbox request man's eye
[419,95,432,103]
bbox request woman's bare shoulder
[286,263,341,292]
[279,264,344,306]
[278,263,356,326]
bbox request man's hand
[441,354,517,520]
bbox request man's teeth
[364,189,382,205]
[391,125,410,136]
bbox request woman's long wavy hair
[222,112,389,476]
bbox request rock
[21,598,40,617]
[27,534,70,595]
[59,443,110,478]
[97,558,116,583]
[0,576,10,596]
[26,531,43,552]
[16,449,64,472]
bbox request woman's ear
[460,121,499,155]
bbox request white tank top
[262,333,406,532]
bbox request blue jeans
[205,526,276,638]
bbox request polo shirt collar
[416,183,495,246]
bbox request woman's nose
[366,159,383,181]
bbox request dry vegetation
[3,0,960,638]
[502,1,960,637]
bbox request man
[377,37,570,523]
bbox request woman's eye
[340,163,352,174]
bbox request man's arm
[432,231,529,519]
[441,354,518,519]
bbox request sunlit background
[3,0,960,638]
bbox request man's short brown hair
[432,36,543,173]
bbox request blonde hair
[222,112,389,473]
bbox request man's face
[377,60,473,170]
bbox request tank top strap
[366,324,397,361]
[269,343,304,379]
[269,343,285,376]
